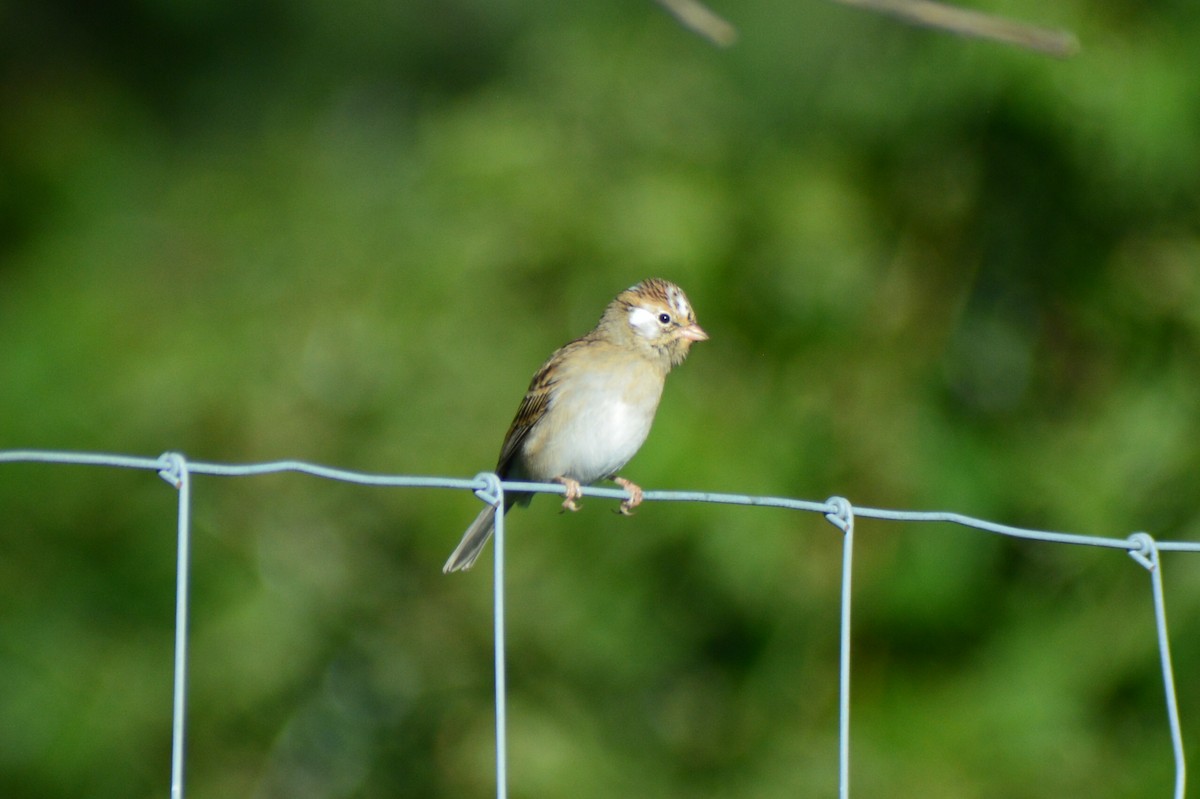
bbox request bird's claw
[555,476,583,512]
[613,477,643,516]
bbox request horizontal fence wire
[0,449,1195,799]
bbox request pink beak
[680,323,709,342]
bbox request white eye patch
[628,306,662,337]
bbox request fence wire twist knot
[157,451,188,490]
[1128,531,1159,571]
[473,471,504,508]
[824,495,854,535]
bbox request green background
[2,0,1198,796]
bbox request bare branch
[655,0,738,47]
[830,0,1080,57]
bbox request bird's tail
[443,503,499,573]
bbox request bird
[443,278,708,573]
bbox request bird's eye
[658,313,672,325]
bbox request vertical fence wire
[824,497,856,799]
[478,473,509,799]
[157,453,192,799]
[1,450,1198,799]
[1129,533,1187,799]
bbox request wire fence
[0,448,1195,799]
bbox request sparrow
[443,278,707,572]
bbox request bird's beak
[680,323,709,342]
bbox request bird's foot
[554,476,583,512]
[613,476,643,516]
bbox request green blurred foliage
[2,0,1199,796]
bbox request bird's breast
[521,360,664,484]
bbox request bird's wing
[494,338,586,476]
